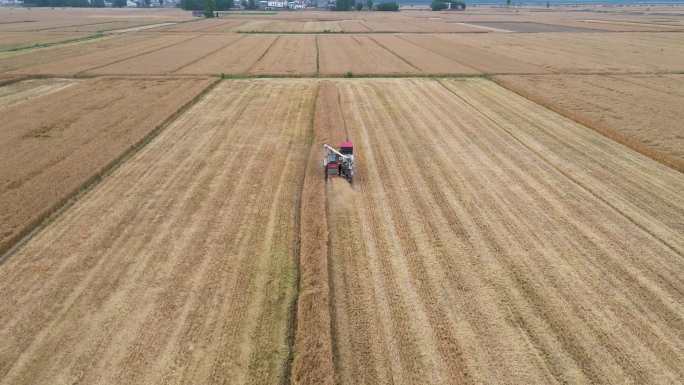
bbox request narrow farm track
[0,79,315,385]
[326,78,684,385]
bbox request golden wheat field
[1,5,683,385]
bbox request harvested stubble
[248,35,317,75]
[400,34,548,74]
[0,32,91,51]
[369,34,480,75]
[0,33,141,73]
[88,34,236,75]
[0,79,316,385]
[0,77,214,256]
[291,81,338,385]
[494,74,684,173]
[323,78,684,385]
[318,35,418,75]
[9,33,196,76]
[443,32,684,73]
[176,35,276,75]
[0,7,192,32]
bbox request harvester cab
[323,141,354,183]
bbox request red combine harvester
[323,141,354,183]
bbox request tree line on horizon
[24,0,128,7]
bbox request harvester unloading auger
[323,141,354,183]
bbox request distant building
[444,1,465,10]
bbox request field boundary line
[605,73,684,98]
[236,31,491,35]
[172,34,247,73]
[0,33,106,54]
[146,17,209,32]
[491,75,684,173]
[30,20,119,32]
[74,33,200,76]
[246,35,280,74]
[436,79,684,258]
[315,34,320,76]
[194,18,242,32]
[0,77,222,265]
[0,76,27,87]
[367,35,421,73]
[9,71,684,79]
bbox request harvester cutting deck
[323,141,354,183]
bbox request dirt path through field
[0,79,316,385]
